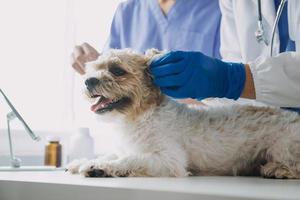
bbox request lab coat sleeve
[219,0,242,62]
[249,52,300,107]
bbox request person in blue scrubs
[105,0,221,57]
[71,0,221,74]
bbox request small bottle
[68,127,94,162]
[44,136,62,167]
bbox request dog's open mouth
[90,94,129,114]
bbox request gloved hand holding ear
[150,51,246,100]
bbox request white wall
[0,0,123,156]
[0,0,69,131]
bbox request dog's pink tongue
[91,98,111,112]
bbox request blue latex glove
[150,51,246,100]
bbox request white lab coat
[219,0,300,107]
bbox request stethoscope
[255,0,287,57]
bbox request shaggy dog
[67,49,300,179]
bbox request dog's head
[84,49,163,120]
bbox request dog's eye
[109,65,127,76]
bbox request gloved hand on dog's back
[149,51,246,100]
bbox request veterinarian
[150,0,300,111]
[71,0,221,74]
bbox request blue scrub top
[104,0,221,58]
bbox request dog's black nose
[85,77,100,90]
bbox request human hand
[71,43,100,75]
[150,51,246,100]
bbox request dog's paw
[65,158,88,174]
[78,160,131,178]
[260,162,296,179]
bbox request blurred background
[0,0,123,164]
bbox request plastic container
[68,127,95,162]
[44,136,62,167]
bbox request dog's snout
[85,77,100,89]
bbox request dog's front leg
[66,154,119,174]
[79,153,188,177]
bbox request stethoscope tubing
[270,0,287,57]
[256,0,287,57]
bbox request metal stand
[0,88,64,171]
[0,111,63,171]
[6,111,22,168]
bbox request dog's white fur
[67,49,300,178]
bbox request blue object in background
[104,0,221,58]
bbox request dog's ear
[145,48,163,66]
[143,49,164,105]
[145,48,161,58]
